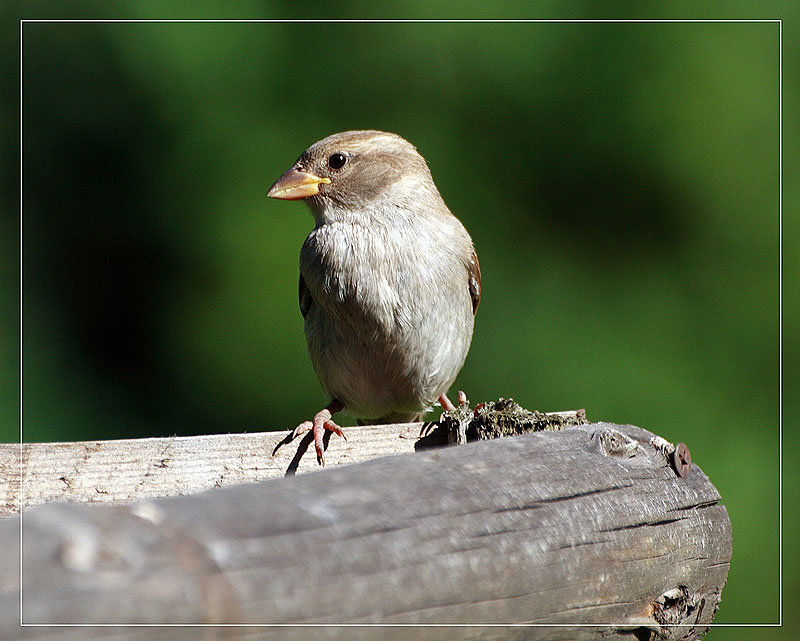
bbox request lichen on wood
[440,396,587,445]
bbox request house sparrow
[267,130,480,465]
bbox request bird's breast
[298,217,474,418]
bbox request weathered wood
[0,422,731,640]
[0,410,585,518]
[0,422,424,518]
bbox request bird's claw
[312,415,346,466]
[438,391,468,412]
[290,420,313,441]
[272,401,345,466]
[297,402,346,467]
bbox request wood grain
[1,411,584,517]
[0,422,731,640]
[1,422,430,517]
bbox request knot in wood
[651,585,705,628]
[594,427,642,459]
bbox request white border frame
[18,17,783,631]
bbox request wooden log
[0,410,584,518]
[0,422,731,640]
[0,422,419,517]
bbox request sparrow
[267,130,481,465]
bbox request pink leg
[438,394,456,411]
[291,400,345,466]
[439,391,468,412]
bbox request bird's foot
[287,400,346,467]
[438,390,468,412]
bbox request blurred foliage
[3,3,797,638]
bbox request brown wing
[468,248,481,315]
[299,273,313,318]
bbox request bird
[267,130,481,465]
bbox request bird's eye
[328,153,347,170]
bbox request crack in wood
[599,516,685,533]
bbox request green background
[4,3,796,639]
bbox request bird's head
[267,130,443,224]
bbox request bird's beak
[267,168,331,200]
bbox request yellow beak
[267,168,331,200]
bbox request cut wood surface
[1,422,427,517]
[0,410,582,517]
[1,421,731,640]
